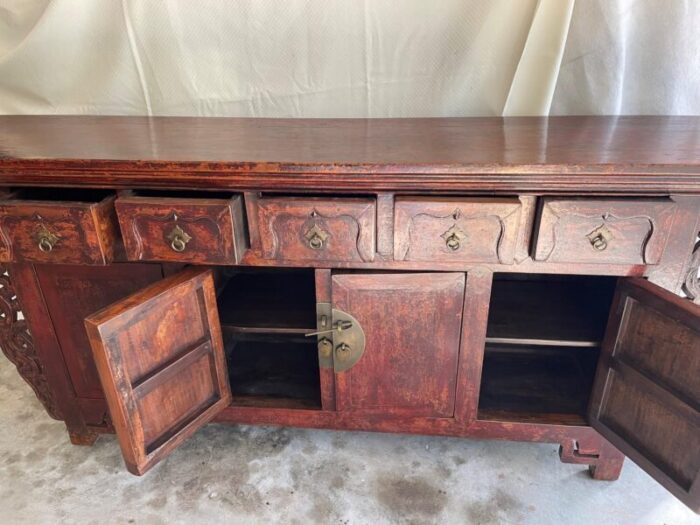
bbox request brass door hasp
[309,303,365,372]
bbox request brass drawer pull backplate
[587,225,613,252]
[34,224,60,253]
[304,223,329,250]
[166,225,192,252]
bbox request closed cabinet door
[85,268,231,475]
[588,278,700,513]
[331,272,465,418]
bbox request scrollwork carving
[0,264,62,419]
[403,210,509,262]
[131,211,226,259]
[682,235,700,304]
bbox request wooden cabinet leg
[10,264,107,448]
[0,264,63,420]
[559,437,625,481]
[588,442,625,481]
[68,428,99,446]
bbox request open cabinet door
[85,267,231,475]
[589,278,700,512]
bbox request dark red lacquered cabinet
[0,116,698,511]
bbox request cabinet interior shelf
[225,333,321,410]
[486,274,617,347]
[477,343,598,426]
[218,268,321,410]
[218,268,317,334]
[479,274,616,425]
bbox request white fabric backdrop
[0,0,698,117]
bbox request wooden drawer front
[394,197,522,263]
[257,197,376,262]
[0,193,119,265]
[116,195,247,264]
[534,198,677,265]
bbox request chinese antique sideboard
[0,115,698,511]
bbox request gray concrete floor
[0,358,697,525]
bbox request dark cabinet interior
[217,268,321,410]
[226,333,320,409]
[478,345,599,424]
[479,274,617,425]
[486,273,617,346]
[217,268,317,332]
[34,264,628,423]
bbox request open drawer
[0,188,120,265]
[115,190,247,264]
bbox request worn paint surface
[0,358,696,525]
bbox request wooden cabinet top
[1,115,699,193]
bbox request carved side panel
[0,264,62,419]
[682,235,700,304]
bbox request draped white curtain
[0,0,698,117]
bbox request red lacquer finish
[0,116,698,510]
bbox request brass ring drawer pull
[445,233,461,251]
[587,225,613,252]
[170,237,187,252]
[308,233,324,250]
[304,224,329,250]
[35,225,60,253]
[166,225,192,253]
[441,226,465,253]
[38,237,55,252]
[590,234,608,251]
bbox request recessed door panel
[85,268,231,475]
[589,278,700,512]
[332,272,465,418]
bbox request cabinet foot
[68,429,99,446]
[558,437,625,481]
[588,445,625,481]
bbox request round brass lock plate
[331,308,365,373]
